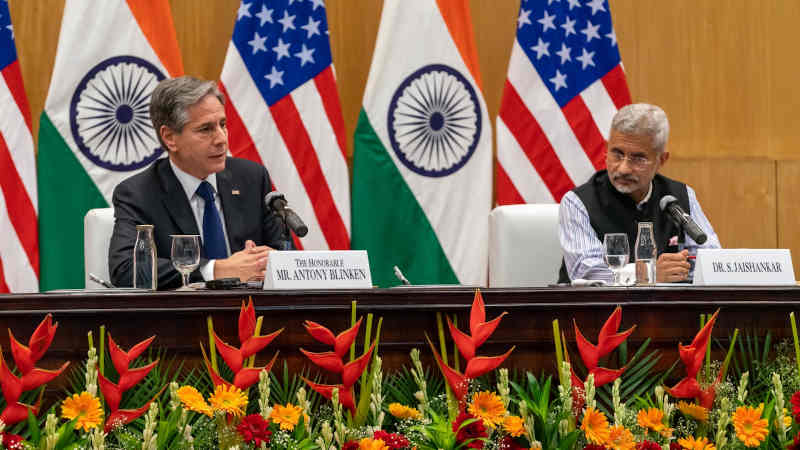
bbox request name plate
[694,249,795,285]
[264,250,372,289]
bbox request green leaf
[26,408,40,444]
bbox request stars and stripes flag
[496,0,632,204]
[0,1,38,293]
[220,0,350,250]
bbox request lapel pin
[232,189,240,195]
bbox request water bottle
[635,222,656,285]
[133,224,157,290]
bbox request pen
[88,273,115,289]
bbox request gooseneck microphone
[264,192,309,237]
[659,195,707,245]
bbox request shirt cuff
[200,260,216,281]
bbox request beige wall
[9,0,800,278]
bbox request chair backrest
[83,208,115,288]
[489,204,563,287]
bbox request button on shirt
[170,160,231,280]
[559,182,721,281]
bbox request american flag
[220,0,350,250]
[496,0,631,204]
[0,1,38,293]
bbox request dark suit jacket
[108,157,288,290]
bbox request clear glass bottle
[133,224,157,290]
[635,222,656,285]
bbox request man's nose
[212,124,227,144]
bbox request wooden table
[1,286,798,380]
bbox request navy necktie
[196,181,227,259]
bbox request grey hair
[149,76,225,149]
[610,103,669,152]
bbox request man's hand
[213,240,273,281]
[656,250,691,283]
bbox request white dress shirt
[170,160,231,280]
[558,183,721,281]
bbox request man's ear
[658,149,670,167]
[160,125,178,152]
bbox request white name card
[694,249,795,286]
[264,250,372,289]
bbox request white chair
[83,208,115,288]
[489,204,563,287]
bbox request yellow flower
[271,403,304,431]
[359,438,389,450]
[468,391,506,428]
[176,385,213,416]
[208,384,248,417]
[677,401,709,422]
[605,425,636,450]
[503,415,525,437]
[732,404,768,447]
[388,402,421,420]
[637,407,666,432]
[677,436,716,450]
[61,392,103,431]
[580,407,610,444]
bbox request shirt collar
[636,182,653,209]
[169,159,218,200]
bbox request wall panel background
[9,0,800,278]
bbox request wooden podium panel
[1,286,798,381]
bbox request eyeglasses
[606,150,654,169]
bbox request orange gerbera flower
[733,404,768,447]
[637,408,666,432]
[61,392,103,431]
[677,436,716,450]
[468,391,506,428]
[208,384,248,417]
[677,401,709,422]
[270,403,304,431]
[503,415,525,437]
[176,386,212,416]
[359,438,389,450]
[580,407,610,444]
[388,402,421,420]
[606,425,636,450]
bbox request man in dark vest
[558,103,720,283]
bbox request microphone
[659,195,707,245]
[264,192,308,237]
[393,265,411,285]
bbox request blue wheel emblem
[70,56,166,171]
[387,64,482,177]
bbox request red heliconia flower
[452,411,488,450]
[301,338,375,415]
[373,430,410,449]
[304,318,362,358]
[97,333,164,433]
[0,314,69,425]
[665,309,721,409]
[429,290,514,408]
[205,298,283,390]
[236,414,272,445]
[570,306,635,412]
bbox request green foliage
[511,372,579,450]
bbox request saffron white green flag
[37,0,183,290]
[352,0,491,287]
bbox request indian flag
[37,0,183,290]
[352,0,491,287]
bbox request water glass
[170,235,200,290]
[604,233,630,286]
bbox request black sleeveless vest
[557,170,690,283]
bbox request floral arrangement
[0,292,799,450]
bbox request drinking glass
[604,233,630,286]
[170,235,200,291]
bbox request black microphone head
[264,191,286,210]
[659,195,678,211]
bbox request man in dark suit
[109,76,288,289]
